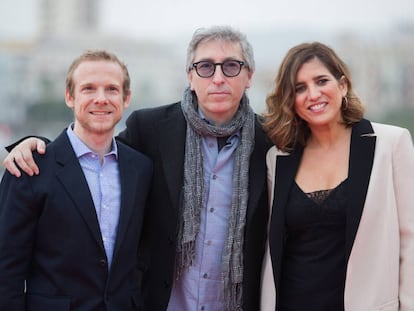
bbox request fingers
[36,140,46,155]
[4,148,37,177]
[2,137,44,177]
[18,147,40,176]
[3,152,22,177]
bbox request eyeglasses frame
[191,60,247,78]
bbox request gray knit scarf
[178,87,255,311]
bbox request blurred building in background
[0,0,186,142]
[39,0,99,38]
[1,0,413,165]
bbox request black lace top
[278,179,348,311]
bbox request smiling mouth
[308,103,327,111]
[90,111,111,115]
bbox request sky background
[0,0,413,40]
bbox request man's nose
[95,89,108,103]
[211,65,225,83]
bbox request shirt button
[201,306,205,311]
[212,175,217,180]
[209,208,214,213]
[206,240,212,245]
[203,273,208,279]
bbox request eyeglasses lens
[194,60,243,78]
[222,61,240,77]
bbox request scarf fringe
[224,282,243,311]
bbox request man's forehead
[196,39,241,50]
[194,40,243,59]
[76,60,119,70]
[73,60,123,77]
[73,61,123,84]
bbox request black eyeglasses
[191,60,246,78]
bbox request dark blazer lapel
[269,146,303,286]
[157,106,186,210]
[111,143,139,259]
[54,133,104,249]
[345,119,376,261]
[246,118,270,221]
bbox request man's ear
[123,90,131,109]
[187,71,195,91]
[65,89,74,109]
[245,70,253,89]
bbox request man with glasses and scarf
[3,26,271,311]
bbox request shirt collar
[66,123,118,159]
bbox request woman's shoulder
[371,121,408,132]
[371,121,412,141]
[266,145,290,165]
[266,145,291,156]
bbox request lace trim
[306,189,333,205]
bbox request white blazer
[260,119,414,311]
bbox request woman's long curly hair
[263,42,365,152]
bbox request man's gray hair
[186,25,255,73]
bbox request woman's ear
[339,75,348,96]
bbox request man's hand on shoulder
[3,138,46,177]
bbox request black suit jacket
[117,102,271,310]
[0,130,153,311]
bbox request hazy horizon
[1,0,413,41]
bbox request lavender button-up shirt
[66,125,121,269]
[167,126,240,311]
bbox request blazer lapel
[157,107,186,211]
[269,146,303,286]
[246,118,270,221]
[54,133,104,249]
[111,144,140,260]
[345,119,376,261]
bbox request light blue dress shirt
[167,117,240,311]
[66,125,121,269]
